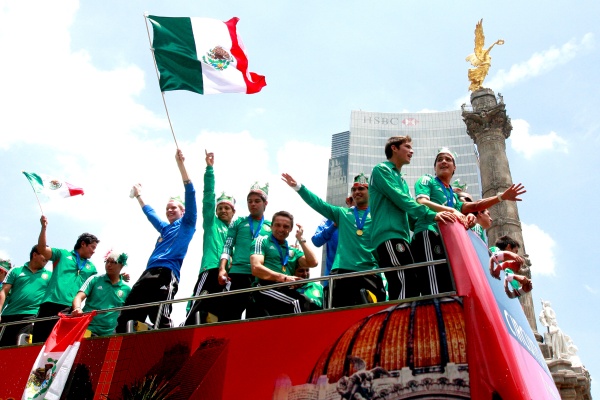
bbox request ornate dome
[308,297,467,384]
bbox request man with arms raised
[72,249,131,336]
[282,173,386,308]
[184,151,235,325]
[250,211,317,316]
[218,182,271,321]
[0,247,51,347]
[369,136,456,301]
[32,218,99,342]
[116,149,196,332]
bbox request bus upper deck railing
[0,259,452,334]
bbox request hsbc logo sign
[362,117,419,126]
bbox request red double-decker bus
[0,221,560,399]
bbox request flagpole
[22,171,44,215]
[143,13,179,149]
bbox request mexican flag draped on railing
[147,15,266,95]
[22,312,95,400]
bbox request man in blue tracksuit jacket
[116,149,197,331]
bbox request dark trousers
[32,302,71,343]
[184,269,227,326]
[0,314,34,347]
[376,239,418,300]
[410,231,454,296]
[330,269,386,308]
[254,282,305,316]
[217,273,257,322]
[116,267,178,333]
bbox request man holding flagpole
[116,149,196,332]
[31,218,99,343]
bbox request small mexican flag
[147,15,266,95]
[22,312,95,400]
[22,171,84,199]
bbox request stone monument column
[462,88,537,334]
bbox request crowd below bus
[0,136,532,347]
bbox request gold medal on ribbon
[356,229,363,236]
[282,266,287,273]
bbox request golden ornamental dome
[308,297,468,384]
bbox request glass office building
[326,110,482,206]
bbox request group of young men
[0,135,529,346]
[284,135,526,307]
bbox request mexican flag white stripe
[22,313,95,399]
[148,15,266,95]
[22,171,84,199]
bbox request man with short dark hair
[217,182,272,321]
[0,247,51,347]
[369,136,456,300]
[32,218,99,342]
[116,149,197,332]
[250,211,315,316]
[184,151,236,325]
[282,172,386,308]
[489,236,532,299]
[72,249,131,336]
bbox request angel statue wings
[466,19,504,91]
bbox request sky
[0,0,598,395]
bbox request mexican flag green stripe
[150,16,205,94]
[148,15,266,95]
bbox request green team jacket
[369,161,436,247]
[296,185,377,272]
[200,166,230,273]
[222,216,272,275]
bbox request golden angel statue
[466,19,504,91]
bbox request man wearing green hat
[184,151,236,325]
[282,172,386,308]
[116,149,197,332]
[217,181,271,321]
[0,250,51,347]
[412,147,526,296]
[72,249,131,336]
[32,217,99,343]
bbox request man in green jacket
[369,136,456,300]
[184,151,235,325]
[282,172,386,308]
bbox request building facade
[326,110,482,207]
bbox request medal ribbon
[270,234,290,266]
[353,206,369,231]
[435,177,455,208]
[249,215,265,239]
[74,251,88,272]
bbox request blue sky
[0,1,597,394]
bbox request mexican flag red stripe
[22,171,84,199]
[147,15,266,95]
[22,313,95,400]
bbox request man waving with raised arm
[116,149,197,332]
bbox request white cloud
[487,33,594,90]
[509,119,568,159]
[454,33,594,108]
[584,285,597,294]
[246,107,266,117]
[522,223,557,276]
[0,250,10,261]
